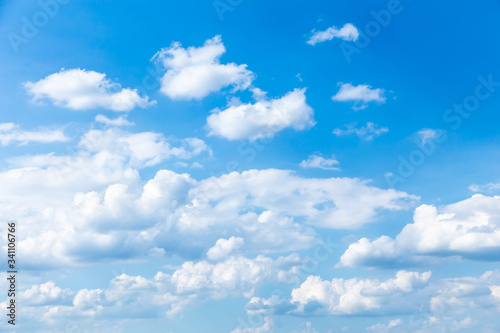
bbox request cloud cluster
[339,195,500,268]
[0,122,417,270]
[247,270,432,316]
[8,253,305,328]
[25,69,154,111]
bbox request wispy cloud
[333,122,388,141]
[307,23,359,45]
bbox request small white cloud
[333,122,388,141]
[154,35,254,99]
[206,88,315,141]
[417,129,439,145]
[332,83,386,110]
[95,114,134,127]
[25,68,155,111]
[307,23,359,45]
[300,154,340,171]
[469,182,500,193]
[367,318,402,332]
[0,123,69,146]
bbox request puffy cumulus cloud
[183,169,417,230]
[94,114,134,127]
[24,69,155,111]
[10,270,500,332]
[415,271,500,333]
[307,23,359,45]
[246,271,431,316]
[339,195,500,268]
[333,122,389,141]
[0,123,68,146]
[300,154,340,171]
[332,83,386,110]
[154,35,254,99]
[8,166,416,269]
[19,281,74,306]
[12,254,304,330]
[290,271,430,315]
[207,236,245,261]
[206,88,315,141]
[0,123,416,269]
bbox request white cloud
[0,120,418,270]
[307,23,359,45]
[12,269,500,331]
[332,83,386,110]
[367,318,402,332]
[13,254,305,327]
[300,154,340,171]
[79,128,212,167]
[19,281,74,306]
[417,129,439,145]
[333,122,388,141]
[207,236,245,261]
[0,123,68,146]
[206,88,315,140]
[24,68,154,111]
[154,35,254,99]
[339,194,500,268]
[248,271,431,316]
[95,114,134,127]
[469,182,500,193]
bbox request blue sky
[1,0,500,332]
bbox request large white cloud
[339,195,500,268]
[206,88,316,140]
[154,35,254,99]
[24,68,154,111]
[0,123,416,269]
